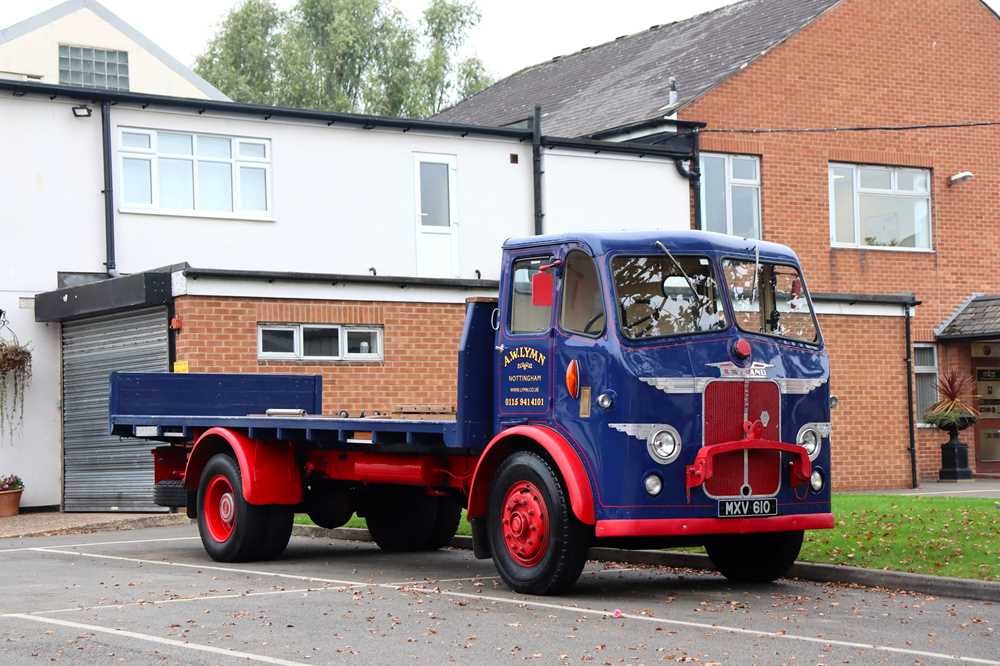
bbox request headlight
[644,474,663,496]
[796,424,825,461]
[647,427,682,464]
[810,469,824,492]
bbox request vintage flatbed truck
[111,230,834,595]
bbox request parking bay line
[25,547,999,664]
[4,613,310,666]
[0,536,201,554]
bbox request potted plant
[0,309,33,439]
[0,474,24,517]
[923,370,977,481]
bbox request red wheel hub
[501,480,549,567]
[204,474,236,543]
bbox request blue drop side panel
[110,372,323,418]
[455,300,495,451]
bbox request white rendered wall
[542,148,692,235]
[0,6,212,99]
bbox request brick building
[437,0,1000,486]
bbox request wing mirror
[531,259,562,307]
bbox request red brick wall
[173,296,467,416]
[679,0,1000,485]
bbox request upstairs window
[119,129,271,218]
[700,153,761,239]
[829,163,931,250]
[59,44,129,90]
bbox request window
[560,251,605,337]
[258,325,382,361]
[119,129,271,218]
[700,153,761,239]
[721,260,818,344]
[59,44,129,90]
[914,344,939,423]
[829,163,931,250]
[611,255,726,340]
[510,256,552,333]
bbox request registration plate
[718,498,777,518]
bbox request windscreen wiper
[654,240,707,307]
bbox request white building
[0,79,697,510]
[0,0,227,100]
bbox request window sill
[119,207,274,223]
[830,244,934,254]
[258,357,384,364]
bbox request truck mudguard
[467,424,595,525]
[184,427,303,506]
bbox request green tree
[195,0,491,118]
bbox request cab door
[495,252,556,430]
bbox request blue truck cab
[114,230,833,595]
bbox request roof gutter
[182,267,500,290]
[587,115,707,141]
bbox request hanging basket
[0,311,32,439]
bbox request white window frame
[828,163,933,252]
[258,325,298,360]
[914,343,939,426]
[118,128,273,221]
[699,152,762,239]
[413,153,458,235]
[343,326,383,361]
[257,324,383,361]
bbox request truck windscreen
[611,255,727,340]
[721,259,818,344]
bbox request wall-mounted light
[71,104,92,118]
[948,171,974,186]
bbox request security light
[948,171,974,186]
[71,105,92,118]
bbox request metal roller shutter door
[62,307,169,512]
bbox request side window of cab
[510,256,552,334]
[560,250,606,337]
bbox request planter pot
[0,489,22,517]
[938,416,976,482]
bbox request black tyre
[196,453,290,562]
[487,451,590,595]
[425,496,463,550]
[154,479,186,508]
[704,530,804,583]
[365,487,440,552]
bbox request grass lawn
[295,494,999,581]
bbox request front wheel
[196,453,292,562]
[488,451,590,595]
[704,530,804,583]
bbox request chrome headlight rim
[646,425,682,465]
[796,423,828,461]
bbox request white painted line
[407,587,1000,665]
[4,613,309,666]
[25,586,336,616]
[29,548,369,587]
[0,536,200,554]
[24,547,999,664]
[387,567,639,587]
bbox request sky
[3,0,999,83]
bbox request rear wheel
[365,487,440,552]
[196,453,292,562]
[488,451,590,595]
[425,496,463,550]
[705,530,804,583]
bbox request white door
[414,153,459,278]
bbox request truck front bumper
[594,512,835,538]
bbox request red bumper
[595,512,835,538]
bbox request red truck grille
[703,381,780,498]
